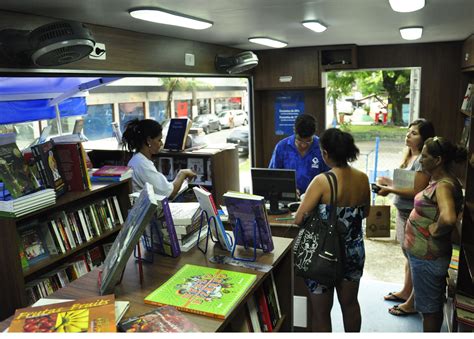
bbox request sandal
[384,292,407,302]
[388,304,417,316]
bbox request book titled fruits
[144,264,256,319]
[9,295,116,332]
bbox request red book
[257,288,273,332]
[53,143,87,191]
[93,165,132,177]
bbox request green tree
[382,70,410,125]
[326,71,355,124]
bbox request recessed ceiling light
[248,37,287,48]
[389,0,425,13]
[129,7,213,30]
[302,20,327,33]
[399,26,423,40]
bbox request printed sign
[274,92,305,135]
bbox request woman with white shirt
[122,119,196,197]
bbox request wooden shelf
[23,226,122,278]
[319,45,358,71]
[272,314,287,332]
[463,244,474,283]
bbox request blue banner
[274,92,305,135]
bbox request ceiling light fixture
[389,0,425,13]
[301,20,327,33]
[129,7,213,30]
[399,26,423,40]
[248,37,287,48]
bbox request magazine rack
[231,218,264,262]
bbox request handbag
[293,172,347,286]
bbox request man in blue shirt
[269,114,329,194]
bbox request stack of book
[168,202,206,252]
[90,166,133,183]
[0,188,56,218]
[455,293,474,327]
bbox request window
[84,104,113,141]
[149,101,167,123]
[119,102,144,131]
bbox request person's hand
[377,176,392,186]
[377,186,391,197]
[179,169,197,181]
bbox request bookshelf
[451,36,474,331]
[0,180,131,321]
[0,236,294,332]
[87,145,240,206]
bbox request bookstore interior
[0,0,474,334]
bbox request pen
[275,217,295,221]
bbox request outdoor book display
[144,264,257,319]
[0,179,132,320]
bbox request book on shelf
[91,165,132,178]
[118,306,201,332]
[0,188,55,218]
[450,245,460,270]
[461,83,473,113]
[455,293,474,312]
[246,295,262,332]
[456,308,474,327]
[17,220,50,265]
[193,186,233,251]
[144,264,257,319]
[262,272,281,327]
[163,118,192,151]
[53,142,91,191]
[460,117,471,148]
[256,287,273,332]
[0,134,39,198]
[223,191,274,252]
[31,140,67,196]
[9,295,116,332]
[100,183,158,295]
[158,157,175,180]
[131,191,181,257]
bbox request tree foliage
[326,71,355,124]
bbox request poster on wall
[274,92,305,135]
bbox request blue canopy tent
[0,77,120,125]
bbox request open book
[393,168,416,190]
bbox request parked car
[192,114,221,134]
[226,126,249,156]
[217,110,248,128]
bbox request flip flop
[388,304,417,316]
[384,292,407,302]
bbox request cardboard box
[366,205,391,237]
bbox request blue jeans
[408,253,449,314]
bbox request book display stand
[231,218,263,262]
[196,210,219,254]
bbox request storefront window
[149,101,167,123]
[119,102,144,130]
[84,104,113,140]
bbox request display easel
[231,218,264,262]
[196,210,219,254]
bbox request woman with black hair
[375,118,435,316]
[122,119,196,198]
[404,137,466,332]
[295,128,370,332]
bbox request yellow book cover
[9,295,116,332]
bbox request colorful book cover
[17,220,50,265]
[144,264,256,319]
[119,306,200,332]
[31,141,66,195]
[9,295,116,332]
[223,191,274,252]
[52,142,86,192]
[0,139,38,198]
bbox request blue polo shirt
[268,134,329,193]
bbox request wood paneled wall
[253,41,464,166]
[0,10,240,73]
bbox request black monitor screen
[251,168,297,215]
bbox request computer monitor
[251,168,298,215]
